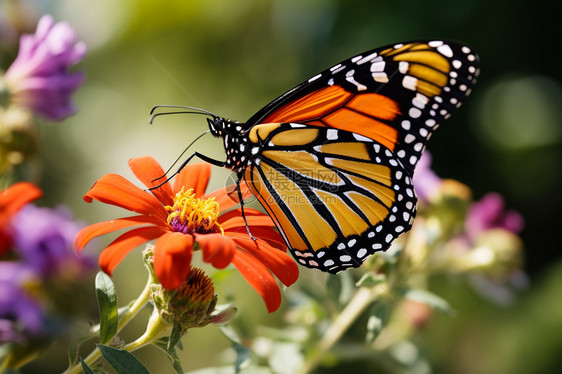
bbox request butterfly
[152,40,479,273]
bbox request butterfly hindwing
[243,123,416,272]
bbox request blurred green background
[3,0,562,373]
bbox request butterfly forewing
[246,41,479,174]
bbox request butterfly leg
[150,151,226,189]
[235,177,257,241]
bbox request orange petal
[0,182,42,218]
[224,226,286,249]
[84,174,168,222]
[194,233,235,269]
[153,232,194,290]
[231,250,282,313]
[99,226,167,275]
[128,156,173,206]
[204,182,253,212]
[75,215,168,251]
[229,234,299,287]
[219,208,277,230]
[172,163,211,197]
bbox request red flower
[0,182,43,256]
[75,156,299,312]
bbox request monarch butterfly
[152,40,479,273]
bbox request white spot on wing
[308,73,322,82]
[353,133,372,142]
[402,75,418,91]
[330,64,342,72]
[346,76,367,91]
[356,52,378,65]
[437,44,454,58]
[327,129,338,140]
[409,107,422,118]
[413,93,429,109]
[372,72,389,83]
[371,61,385,72]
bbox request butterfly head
[206,117,249,172]
[206,117,244,137]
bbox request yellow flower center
[165,187,223,235]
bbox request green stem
[63,274,155,374]
[116,274,155,331]
[122,311,171,352]
[299,286,383,374]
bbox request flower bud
[152,267,219,335]
[450,229,523,275]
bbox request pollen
[166,187,223,235]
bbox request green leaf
[233,342,251,373]
[80,359,95,374]
[97,345,150,374]
[153,338,184,374]
[219,325,242,345]
[356,272,386,288]
[219,326,250,373]
[167,323,182,351]
[68,333,94,367]
[67,340,79,367]
[400,288,454,316]
[95,272,119,345]
[366,301,387,343]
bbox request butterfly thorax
[206,117,250,173]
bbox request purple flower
[11,204,92,277]
[3,14,86,121]
[413,152,442,203]
[0,262,43,342]
[465,192,524,240]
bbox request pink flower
[3,15,86,121]
[413,152,442,203]
[465,192,524,241]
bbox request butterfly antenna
[148,105,216,186]
[149,105,217,123]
